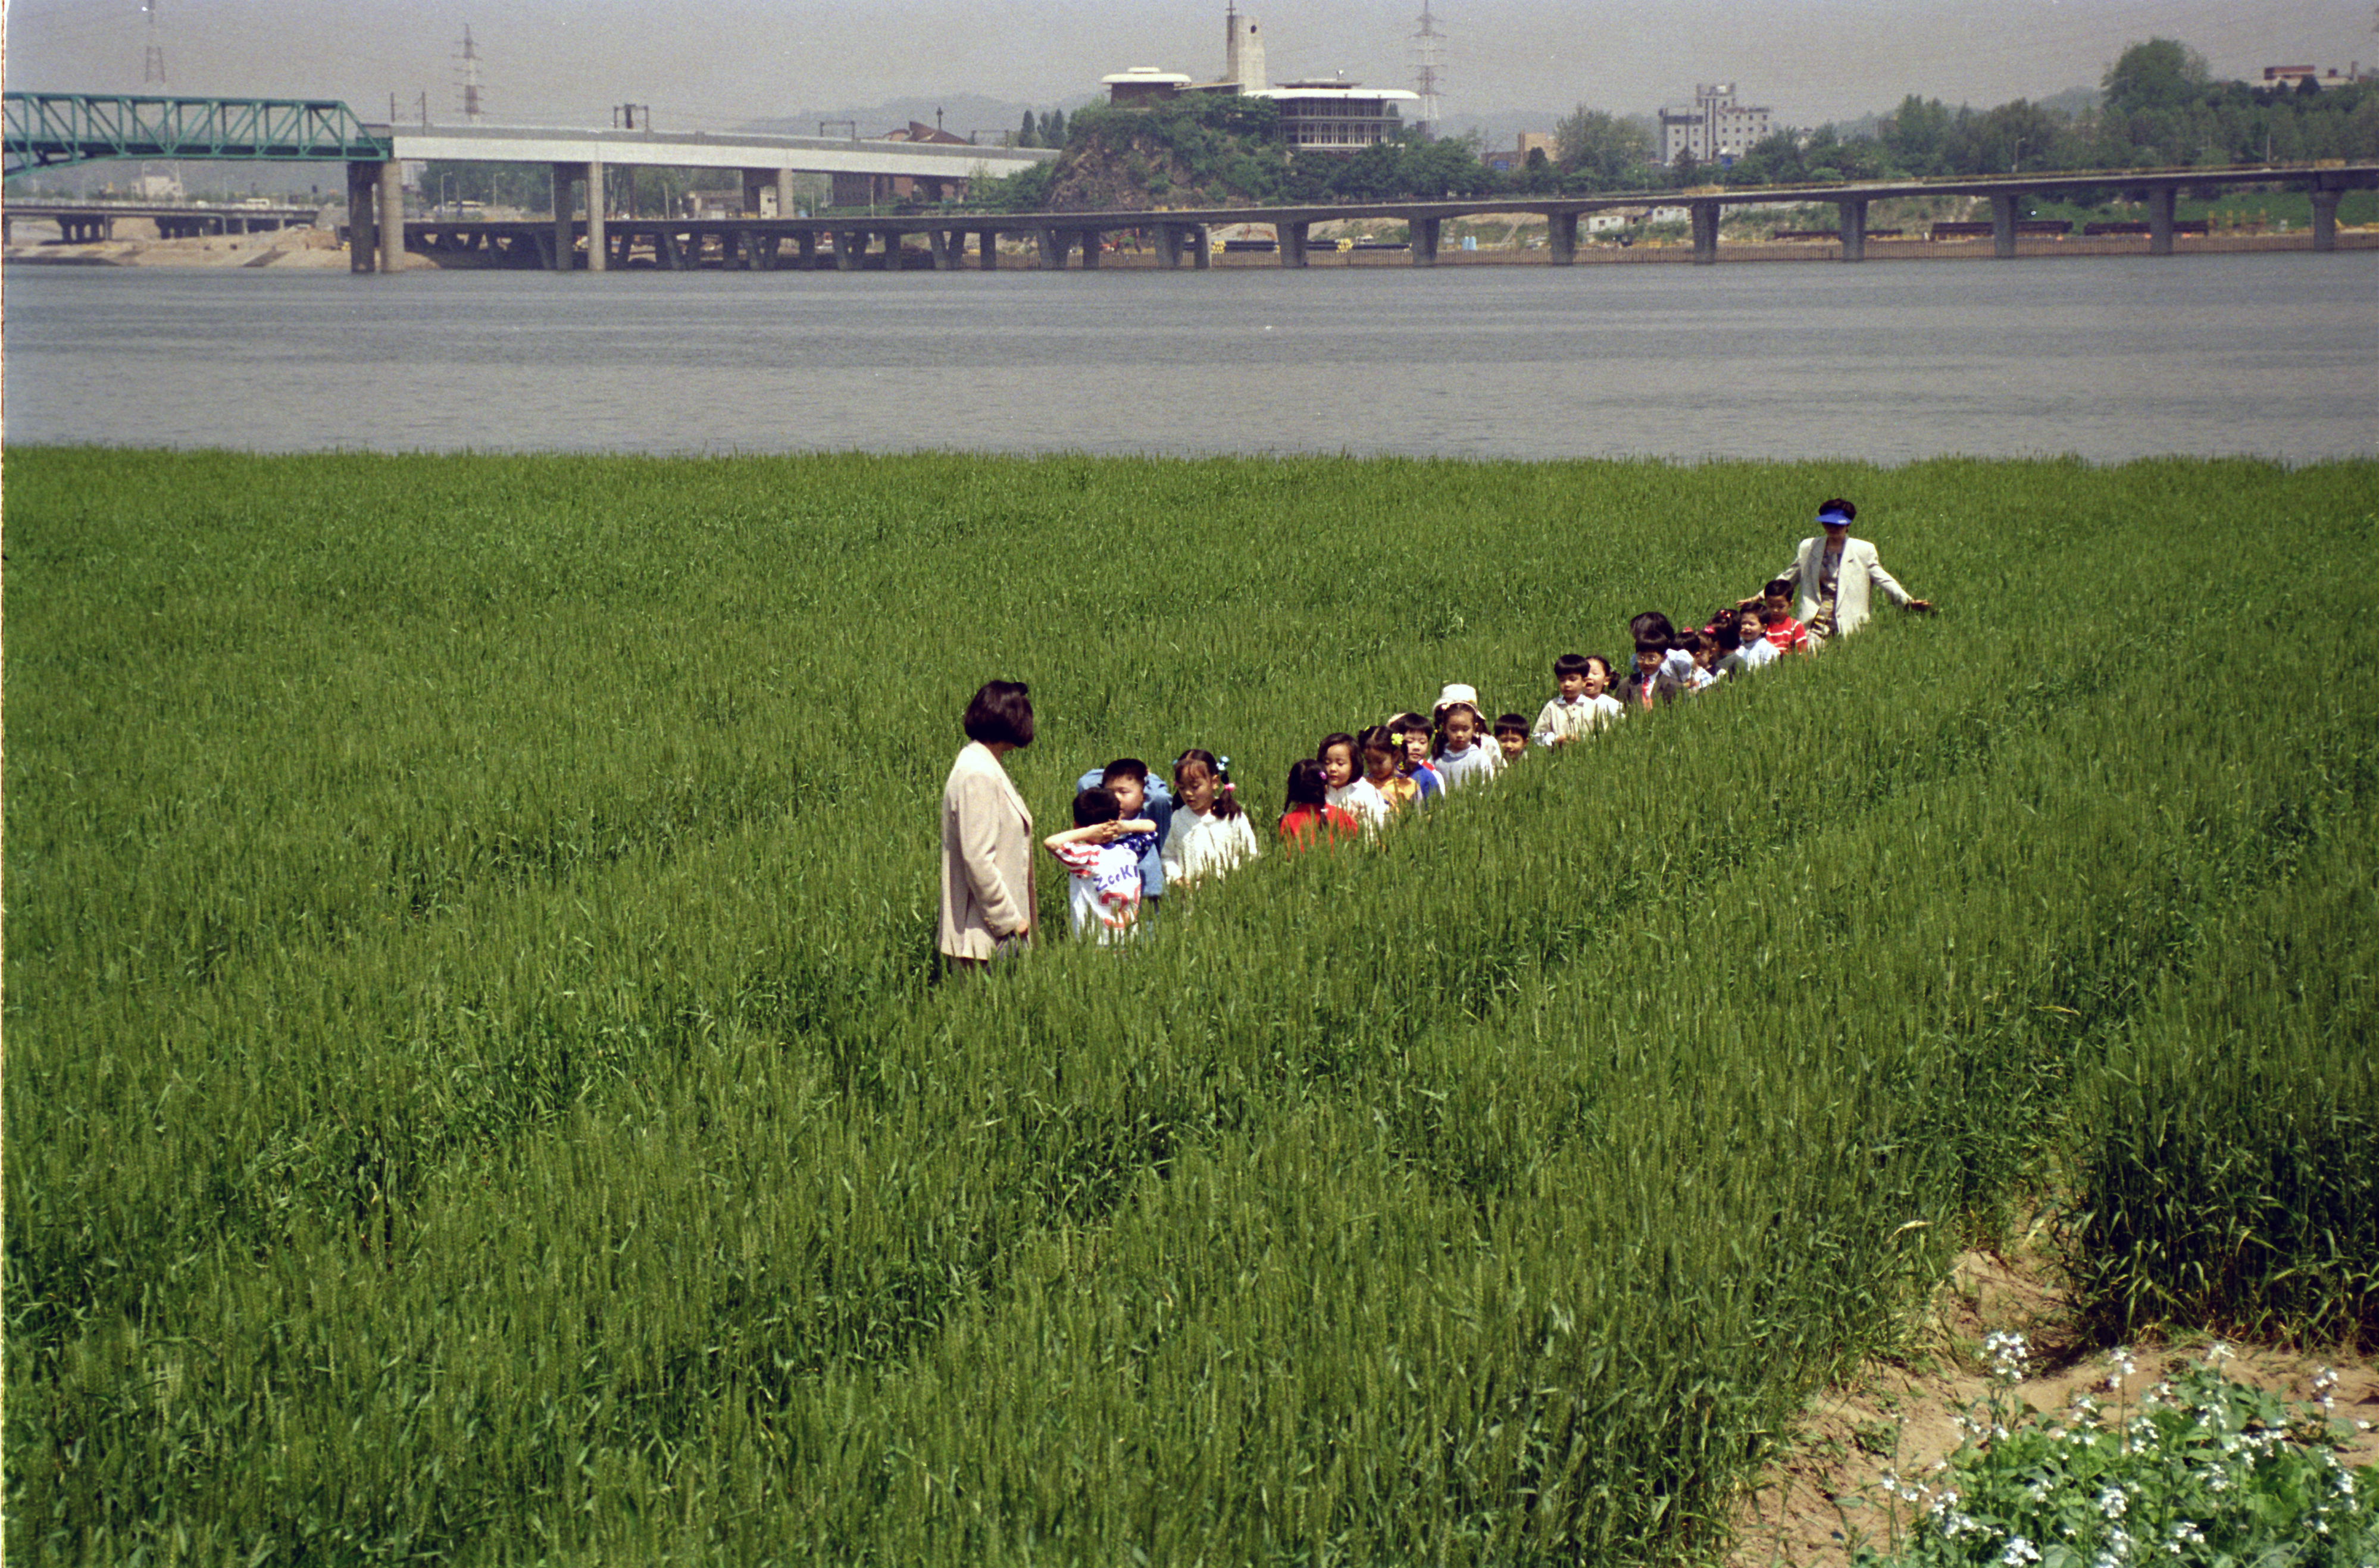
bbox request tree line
[1722,41,2378,187]
[979,38,2376,212]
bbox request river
[4,251,2372,462]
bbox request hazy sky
[9,0,2375,132]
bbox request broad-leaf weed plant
[1855,1339,2375,1567]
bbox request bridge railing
[4,93,391,175]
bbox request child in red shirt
[1758,576,1812,655]
[1277,758,1359,852]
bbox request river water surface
[5,251,2373,461]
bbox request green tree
[2103,38,2210,116]
[1881,95,1953,176]
[1553,106,1653,187]
[1969,99,2065,173]
[1721,129,1804,186]
[1016,109,1036,149]
[1405,136,1497,198]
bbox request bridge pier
[364,158,402,274]
[376,157,405,273]
[1411,216,1441,267]
[1156,223,1184,269]
[1078,228,1102,268]
[1192,224,1209,268]
[658,229,684,270]
[834,230,865,271]
[2311,189,2339,251]
[347,161,380,270]
[2146,187,2175,255]
[795,231,818,269]
[1690,201,1720,265]
[976,228,998,270]
[1280,220,1309,267]
[584,159,607,272]
[927,229,959,270]
[549,163,574,270]
[1836,198,1868,262]
[1549,211,1578,265]
[1034,227,1070,269]
[1991,192,2020,258]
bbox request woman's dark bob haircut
[962,680,1036,747]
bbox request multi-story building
[830,121,975,207]
[1252,80,1420,150]
[1098,6,1418,152]
[1658,83,1771,165]
[1484,132,1556,173]
[2260,64,2364,90]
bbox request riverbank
[2,224,424,268]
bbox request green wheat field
[7,449,2374,1564]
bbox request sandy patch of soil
[1728,1239,2378,1566]
[4,229,422,269]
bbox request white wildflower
[2001,1536,2042,1565]
[2097,1485,2130,1519]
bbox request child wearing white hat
[1429,683,1502,791]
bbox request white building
[1659,83,1771,164]
[1099,7,1418,152]
[1254,80,1421,150]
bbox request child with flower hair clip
[1388,712,1444,805]
[1163,749,1261,889]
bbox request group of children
[1045,582,1834,944]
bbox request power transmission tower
[1412,1,1444,138]
[142,0,167,84]
[455,26,486,123]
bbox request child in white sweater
[1161,749,1261,888]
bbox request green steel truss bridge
[4,93,389,177]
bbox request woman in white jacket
[1770,497,1933,647]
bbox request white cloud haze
[7,0,2373,130]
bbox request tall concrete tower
[1225,2,1267,91]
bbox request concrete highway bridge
[395,162,2377,273]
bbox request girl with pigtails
[1162,748,1262,889]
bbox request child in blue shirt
[1074,756,1174,924]
[1045,786,1160,944]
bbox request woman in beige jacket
[939,680,1037,970]
[1770,497,1931,646]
